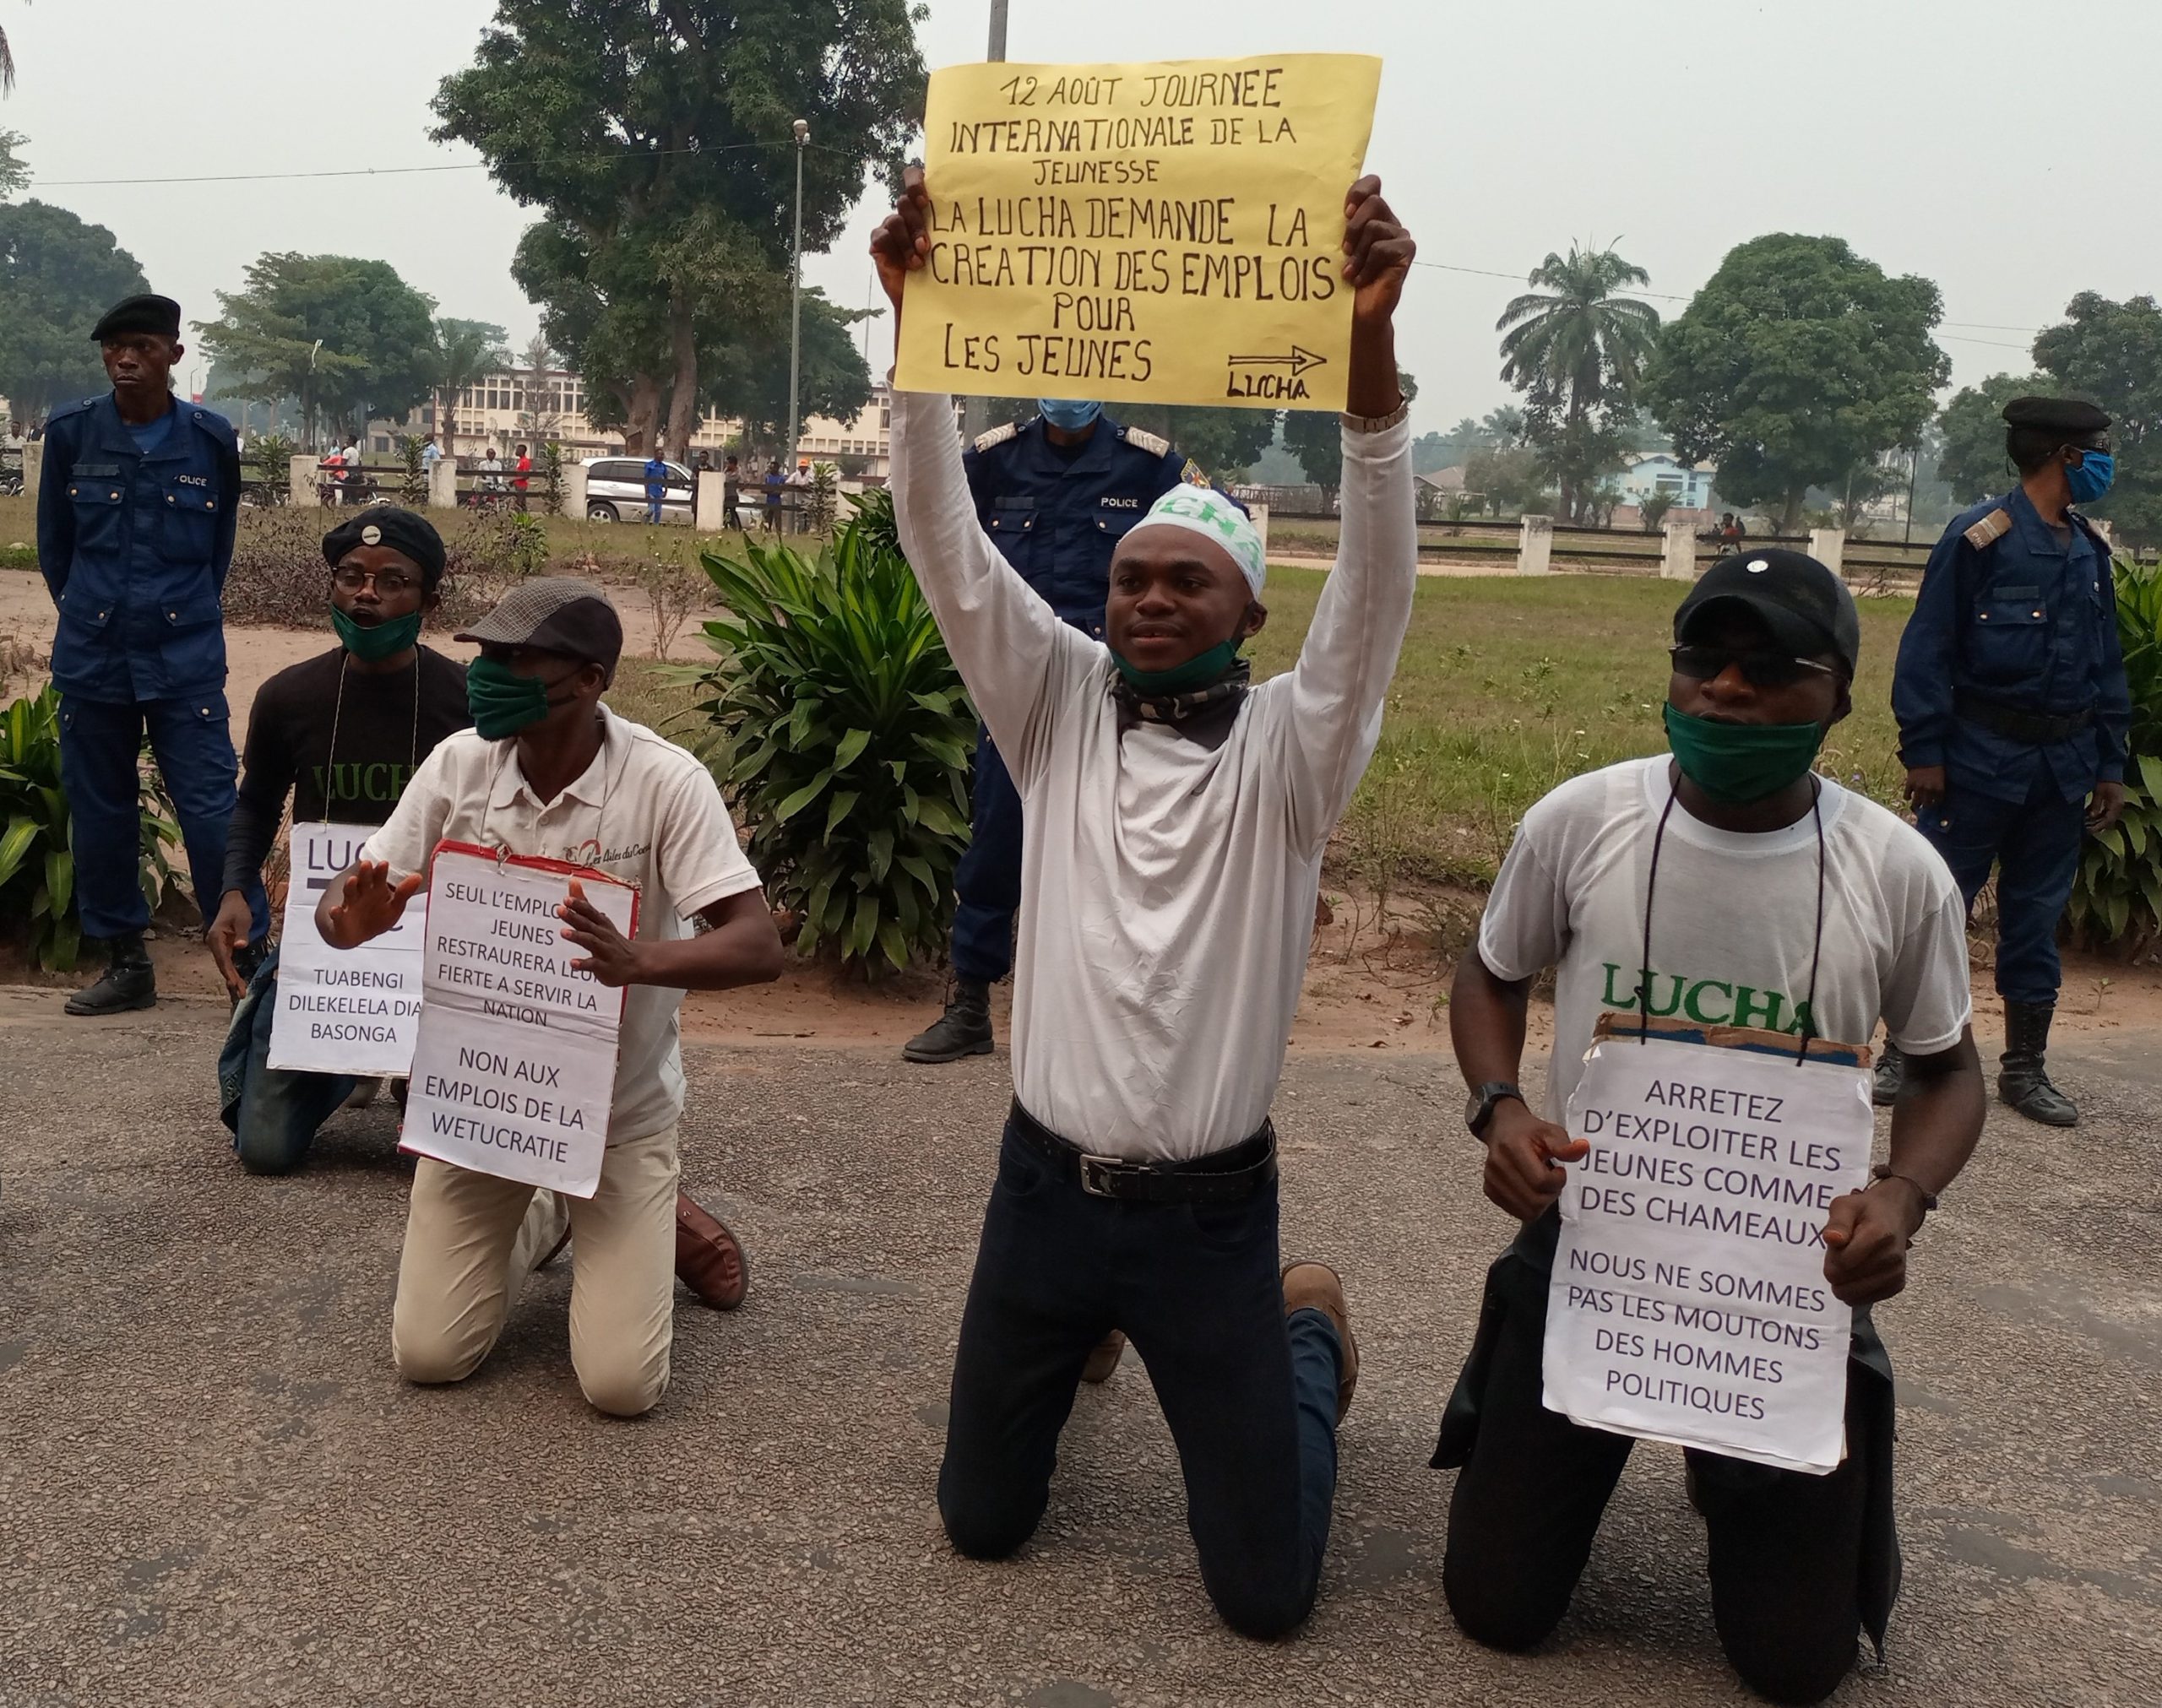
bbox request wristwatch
[1342,400,1412,434]
[1465,1082,1525,1140]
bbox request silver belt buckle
[1078,1153,1134,1197]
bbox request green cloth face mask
[1111,637,1242,696]
[329,605,422,664]
[467,654,576,740]
[1662,702,1825,804]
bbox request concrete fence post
[1807,527,1846,580]
[2095,518,2116,555]
[694,469,725,533]
[21,440,41,505]
[1516,513,1553,576]
[290,455,320,508]
[1660,518,1698,581]
[560,461,588,521]
[428,457,459,512]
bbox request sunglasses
[1669,643,1839,688]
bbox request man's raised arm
[1279,178,1420,854]
[874,170,1093,782]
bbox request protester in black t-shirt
[211,507,469,1174]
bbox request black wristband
[1868,1164,1938,1213]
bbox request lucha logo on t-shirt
[313,762,416,806]
[1600,962,1817,1036]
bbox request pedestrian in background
[1883,394,2130,1125]
[642,450,668,524]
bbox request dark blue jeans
[216,946,356,1174]
[57,691,269,941]
[949,724,1023,984]
[1916,768,2086,1006]
[938,1114,1344,1640]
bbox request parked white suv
[580,456,695,523]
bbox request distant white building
[1615,451,1716,509]
[372,369,901,479]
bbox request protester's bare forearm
[1449,952,1531,1091]
[628,908,783,992]
[1344,321,1401,420]
[1885,1030,1985,1196]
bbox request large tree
[1644,233,1948,532]
[0,199,149,421]
[1937,371,2038,508]
[1496,244,1660,522]
[434,0,925,459]
[701,286,874,459]
[430,316,510,455]
[194,252,438,444]
[2032,292,2162,545]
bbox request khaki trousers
[391,1123,682,1417]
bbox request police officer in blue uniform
[902,398,1198,1062]
[35,293,269,1015]
[1884,395,2130,1124]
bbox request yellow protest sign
[895,54,1382,413]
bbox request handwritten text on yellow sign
[896,55,1382,412]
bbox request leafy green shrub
[2068,557,2162,950]
[695,487,977,973]
[245,431,296,506]
[0,686,181,969]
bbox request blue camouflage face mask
[2065,448,2115,505]
[1037,399,1102,432]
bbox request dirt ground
[7,568,2160,1053]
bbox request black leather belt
[1006,1099,1278,1204]
[1955,691,2093,746]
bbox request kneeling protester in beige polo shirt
[313,578,784,1418]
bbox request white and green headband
[1129,486,1266,595]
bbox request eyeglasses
[331,567,420,595]
[1669,644,1839,688]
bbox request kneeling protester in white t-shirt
[315,579,783,1418]
[1435,548,1985,1705]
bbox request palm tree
[1,3,26,93]
[428,317,510,460]
[1496,245,1661,521]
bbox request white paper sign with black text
[1543,1033,1871,1474]
[399,843,637,1198]
[267,821,425,1076]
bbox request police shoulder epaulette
[973,422,1018,453]
[1962,507,2013,550]
[1121,426,1170,457]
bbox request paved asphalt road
[2,988,2156,1707]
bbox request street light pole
[963,3,1010,440]
[785,118,809,486]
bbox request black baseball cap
[90,294,182,342]
[1674,549,1861,678]
[456,577,624,682]
[322,505,446,589]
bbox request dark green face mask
[1662,703,1825,804]
[1111,637,1243,696]
[329,604,422,664]
[468,654,579,740]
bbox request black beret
[322,505,447,586]
[90,294,182,343]
[2002,395,2110,436]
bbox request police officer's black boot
[902,977,993,1064]
[63,931,156,1017]
[1871,1041,1905,1107]
[1998,1000,2078,1127]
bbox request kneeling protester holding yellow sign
[315,579,784,1418]
[1434,549,1987,1705]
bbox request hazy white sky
[3,0,2150,432]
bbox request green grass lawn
[1244,570,1912,887]
[625,568,1916,895]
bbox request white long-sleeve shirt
[891,391,1417,1160]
